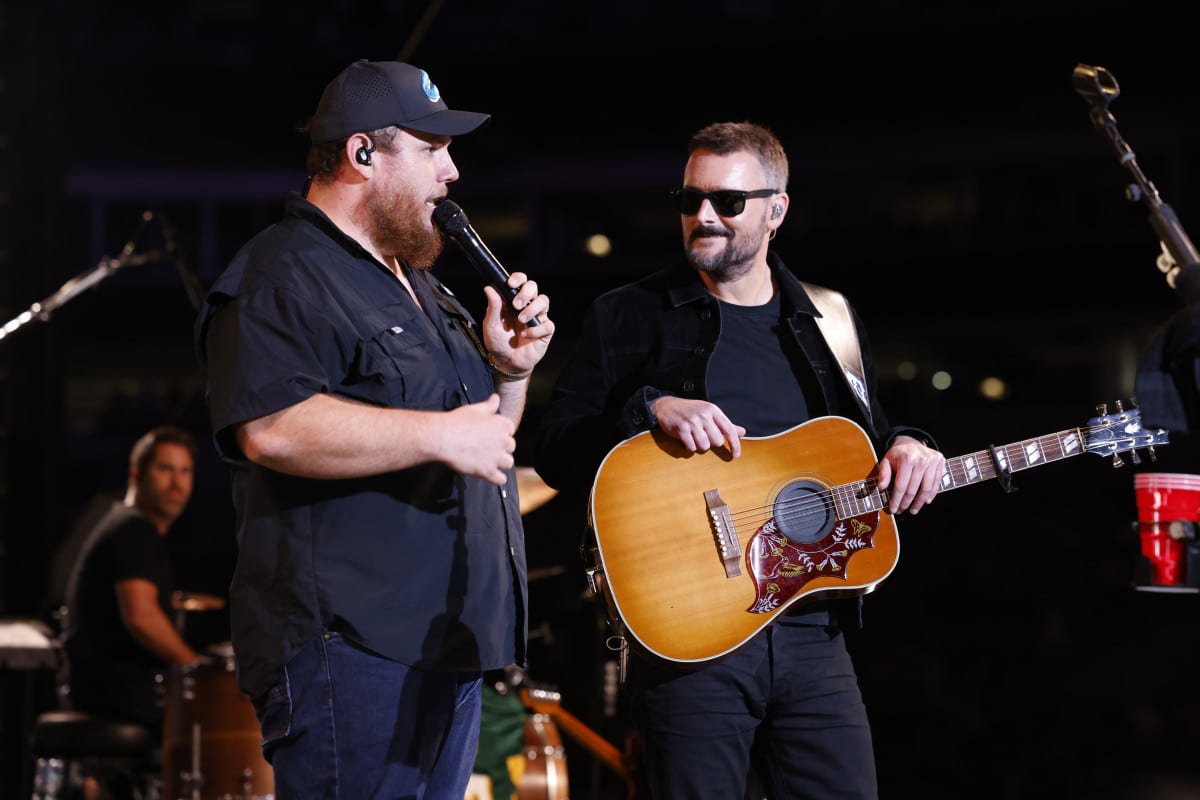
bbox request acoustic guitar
[588,404,1167,665]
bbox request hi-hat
[516,467,558,515]
[171,591,226,612]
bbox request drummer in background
[63,425,202,737]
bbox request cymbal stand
[0,210,171,343]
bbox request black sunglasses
[670,188,777,217]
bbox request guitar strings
[724,482,880,535]
[712,421,1132,537]
[700,419,1132,537]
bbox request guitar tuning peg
[1111,453,1125,468]
[1148,446,1158,462]
[1114,399,1125,413]
[1130,448,1142,464]
[1097,402,1109,416]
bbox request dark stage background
[3,2,1200,798]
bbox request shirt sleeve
[203,284,341,459]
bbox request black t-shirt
[707,294,832,625]
[706,294,812,434]
[63,502,174,729]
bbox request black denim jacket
[535,252,934,494]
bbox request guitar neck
[941,427,1085,491]
[832,427,1085,518]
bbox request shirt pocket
[352,315,451,411]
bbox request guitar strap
[799,281,873,426]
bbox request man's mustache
[689,227,730,243]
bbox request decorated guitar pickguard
[745,512,879,613]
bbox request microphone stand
[0,211,171,343]
[1072,63,1200,303]
[1074,64,1200,434]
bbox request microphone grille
[432,200,467,233]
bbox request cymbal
[171,591,226,612]
[516,467,558,515]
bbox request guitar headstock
[1084,399,1170,466]
[519,685,562,715]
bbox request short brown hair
[129,426,197,475]
[688,122,789,192]
[304,125,401,184]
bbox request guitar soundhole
[772,479,835,544]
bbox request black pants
[630,624,877,800]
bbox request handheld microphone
[432,200,541,326]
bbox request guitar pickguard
[745,512,879,613]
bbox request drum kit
[162,595,274,800]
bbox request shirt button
[632,412,644,424]
[501,488,508,499]
[682,380,695,392]
[692,345,705,356]
[700,309,712,321]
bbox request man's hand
[481,272,554,377]
[437,394,516,486]
[651,396,747,457]
[876,435,946,514]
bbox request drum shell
[161,646,273,799]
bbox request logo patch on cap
[420,70,441,103]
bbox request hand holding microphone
[432,200,542,326]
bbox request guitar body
[590,416,897,665]
[516,713,569,800]
[587,402,1167,666]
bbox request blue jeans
[631,624,877,799]
[252,631,483,799]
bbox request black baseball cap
[308,60,490,143]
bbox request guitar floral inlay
[745,513,878,613]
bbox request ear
[767,192,789,231]
[345,134,374,177]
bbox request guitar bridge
[704,489,742,578]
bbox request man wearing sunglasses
[535,121,945,798]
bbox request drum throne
[28,607,160,800]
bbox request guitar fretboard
[830,428,1087,519]
[940,427,1083,491]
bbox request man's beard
[686,224,764,282]
[366,181,444,268]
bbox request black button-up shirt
[196,193,527,699]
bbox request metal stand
[0,210,172,344]
[1073,63,1200,302]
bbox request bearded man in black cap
[196,59,554,797]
